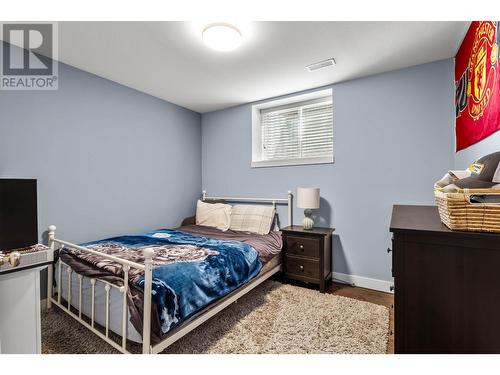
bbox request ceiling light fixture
[202,23,242,52]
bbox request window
[251,89,333,168]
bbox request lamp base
[302,209,314,230]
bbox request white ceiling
[52,22,469,113]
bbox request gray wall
[201,59,456,282]
[0,61,202,296]
[454,131,500,169]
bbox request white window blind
[255,96,333,167]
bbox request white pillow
[229,205,276,235]
[196,200,232,231]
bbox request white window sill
[251,156,335,168]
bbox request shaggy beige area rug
[42,281,389,354]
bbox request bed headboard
[201,190,293,229]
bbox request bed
[46,191,292,354]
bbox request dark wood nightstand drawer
[285,255,319,280]
[286,235,320,258]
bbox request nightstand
[281,225,334,293]
[0,265,47,353]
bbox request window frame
[251,88,334,168]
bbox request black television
[0,179,38,251]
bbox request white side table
[0,266,46,354]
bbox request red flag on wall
[455,21,500,151]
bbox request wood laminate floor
[328,282,394,354]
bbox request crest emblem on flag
[467,22,497,120]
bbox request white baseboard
[332,272,393,293]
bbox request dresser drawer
[285,255,319,280]
[286,235,320,258]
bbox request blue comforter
[75,229,262,334]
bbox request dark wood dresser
[281,226,334,293]
[390,205,500,354]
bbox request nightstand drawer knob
[299,244,304,250]
[299,265,304,271]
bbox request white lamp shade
[297,187,320,209]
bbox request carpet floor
[42,281,389,354]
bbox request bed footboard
[46,225,154,354]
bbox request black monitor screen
[0,179,38,251]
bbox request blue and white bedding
[59,228,263,339]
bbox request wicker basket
[435,189,500,232]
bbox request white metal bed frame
[46,191,292,354]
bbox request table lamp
[297,187,320,230]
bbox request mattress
[59,262,143,342]
[57,228,282,343]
